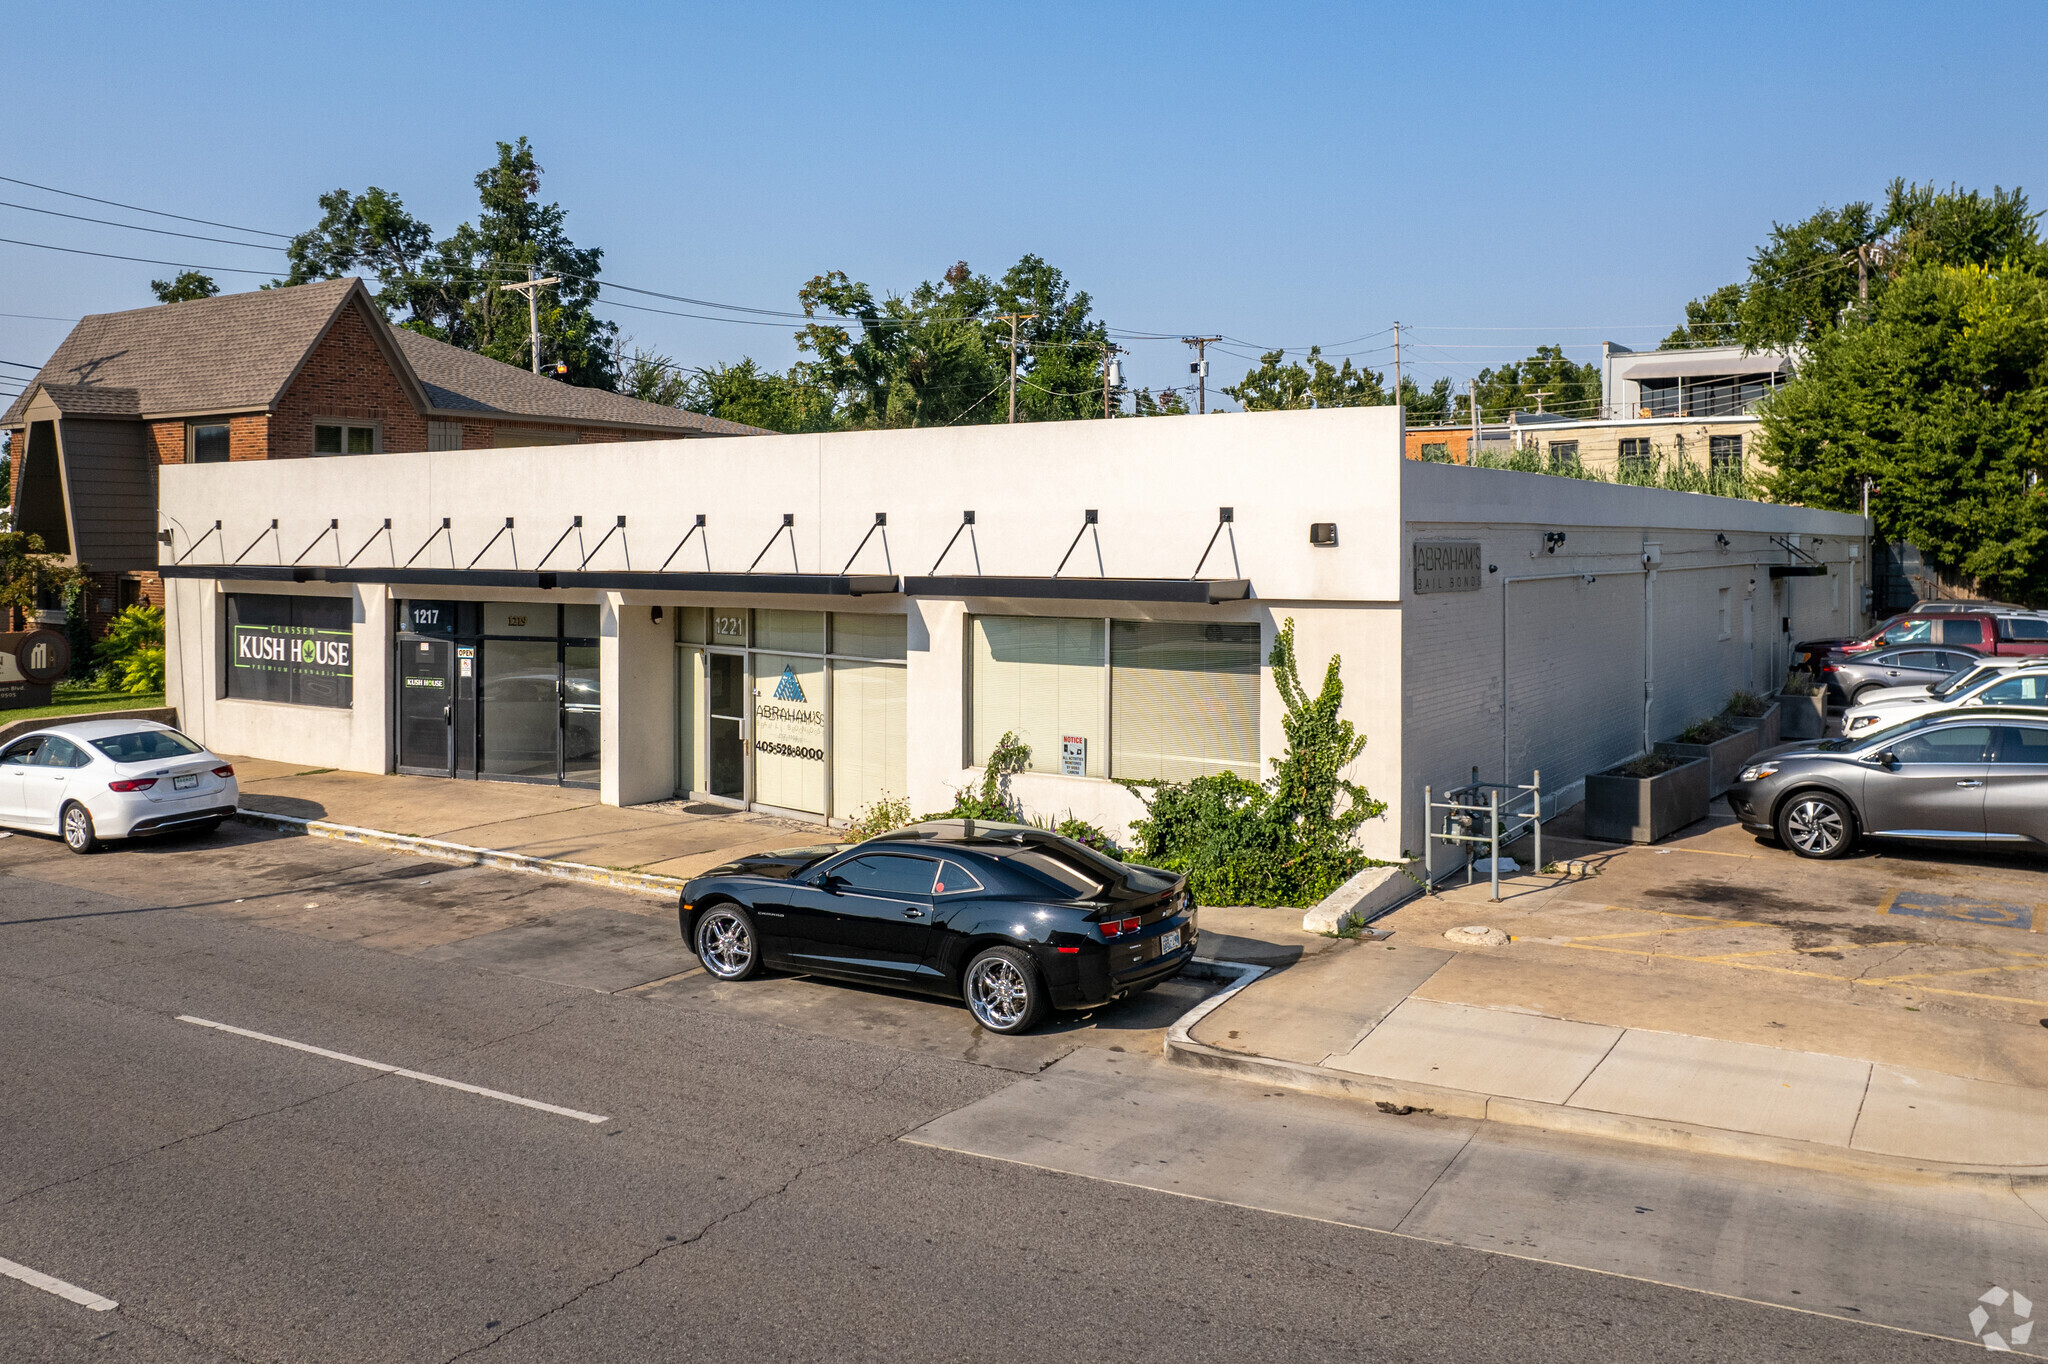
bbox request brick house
[3,277,760,633]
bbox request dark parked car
[1726,709,2048,859]
[1798,610,2048,674]
[678,819,1197,1033]
[1819,645,1981,705]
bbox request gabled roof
[2,277,365,426]
[389,329,763,436]
[2,277,764,437]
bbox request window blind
[1110,621,1260,782]
[970,616,1105,775]
[830,659,907,817]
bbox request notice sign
[1413,541,1483,594]
[1061,735,1087,777]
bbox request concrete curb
[1158,1026,2048,1188]
[232,808,685,901]
[1301,863,1423,933]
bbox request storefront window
[970,616,1105,777]
[831,657,906,818]
[969,614,1262,783]
[753,651,826,813]
[480,639,561,778]
[755,609,825,654]
[1110,621,1261,781]
[832,613,907,660]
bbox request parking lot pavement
[3,812,2022,1361]
[0,820,1226,1076]
[1172,801,2048,1176]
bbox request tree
[1677,180,2045,350]
[1470,345,1601,420]
[1663,282,1744,349]
[786,255,1111,429]
[1222,346,1388,411]
[0,529,88,626]
[283,138,618,389]
[1758,262,2048,601]
[1130,387,1189,417]
[678,358,837,433]
[151,271,219,304]
[282,186,441,324]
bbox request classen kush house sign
[226,594,355,708]
[1413,541,1483,594]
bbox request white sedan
[1841,663,2048,737]
[0,719,239,853]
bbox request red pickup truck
[1799,610,2048,668]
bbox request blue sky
[4,0,2044,410]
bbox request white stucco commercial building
[158,407,1868,861]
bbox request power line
[0,199,285,251]
[0,174,293,238]
[0,311,79,322]
[0,235,281,276]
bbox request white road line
[0,1255,117,1311]
[176,1016,609,1124]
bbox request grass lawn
[1,687,167,722]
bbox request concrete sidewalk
[226,758,833,895]
[1170,810,2048,1180]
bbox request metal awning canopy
[902,576,1252,604]
[1615,353,1788,382]
[161,565,1253,603]
[159,565,902,595]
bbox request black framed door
[397,638,454,775]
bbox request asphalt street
[0,824,2021,1361]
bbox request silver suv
[1727,710,2048,859]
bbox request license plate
[174,773,199,790]
[1159,928,1181,954]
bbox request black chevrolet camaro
[678,819,1198,1033]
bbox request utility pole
[1099,342,1123,419]
[1529,388,1549,414]
[1392,321,1402,409]
[1469,378,1479,457]
[997,312,1037,422]
[498,263,562,374]
[1182,336,1221,414]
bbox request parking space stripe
[176,1016,609,1124]
[0,1255,117,1311]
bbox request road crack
[438,1114,929,1362]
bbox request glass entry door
[397,639,453,774]
[707,652,747,801]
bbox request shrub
[1613,753,1688,778]
[844,792,911,841]
[926,730,1030,822]
[1123,618,1387,907]
[95,605,165,694]
[1725,689,1772,718]
[1045,814,1123,861]
[1676,715,1736,744]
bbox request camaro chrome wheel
[62,803,100,855]
[695,907,759,980]
[964,948,1044,1034]
[1780,794,1852,860]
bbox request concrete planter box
[1777,691,1827,741]
[1727,702,1780,751]
[1655,725,1761,796]
[1584,756,1710,844]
